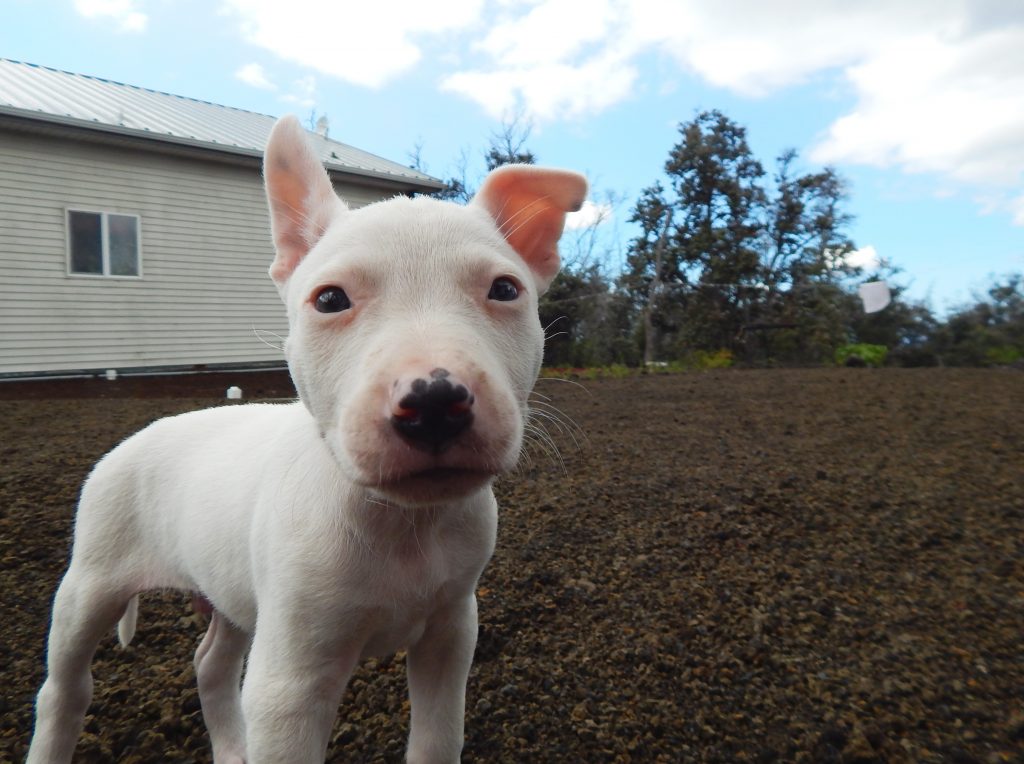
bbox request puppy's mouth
[371,466,494,504]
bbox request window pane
[108,214,139,276]
[69,211,102,274]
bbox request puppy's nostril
[393,404,419,422]
[447,399,473,417]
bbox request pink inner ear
[496,190,565,283]
[264,116,341,286]
[266,179,335,284]
[474,166,588,289]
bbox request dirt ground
[1,369,1022,763]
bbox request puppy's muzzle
[391,368,475,453]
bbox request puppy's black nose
[391,368,474,452]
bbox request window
[67,210,141,277]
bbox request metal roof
[0,58,444,191]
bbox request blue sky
[5,0,1024,313]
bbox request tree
[428,111,538,202]
[483,109,536,170]
[753,150,859,363]
[668,111,766,354]
[623,110,766,362]
[433,147,474,204]
[623,111,866,366]
[540,266,638,367]
[540,188,635,367]
[839,259,939,366]
[621,182,674,364]
[760,150,855,295]
[929,274,1024,365]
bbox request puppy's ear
[264,115,346,286]
[472,165,588,292]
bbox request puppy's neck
[345,490,477,547]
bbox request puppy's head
[263,115,586,506]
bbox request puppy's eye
[488,277,519,302]
[314,286,351,313]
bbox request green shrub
[670,349,734,371]
[540,365,641,380]
[693,349,734,369]
[985,345,1022,365]
[836,343,888,367]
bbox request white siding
[0,129,392,374]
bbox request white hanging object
[858,280,891,313]
[226,386,243,400]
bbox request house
[0,59,444,377]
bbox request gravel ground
[1,368,1022,763]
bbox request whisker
[521,425,566,475]
[501,202,550,241]
[269,194,320,232]
[534,376,593,395]
[498,197,548,237]
[529,401,586,446]
[497,194,552,237]
[543,315,569,335]
[529,410,583,455]
[253,328,286,353]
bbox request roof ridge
[0,57,277,121]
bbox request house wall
[0,128,389,374]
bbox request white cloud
[844,245,882,271]
[443,54,638,122]
[441,0,645,120]
[444,1,1024,223]
[653,2,951,97]
[235,62,276,90]
[217,0,1024,224]
[440,2,990,122]
[474,0,614,68]
[221,0,483,89]
[1012,196,1024,227]
[440,0,641,120]
[73,0,147,32]
[566,200,612,230]
[809,27,1024,186]
[436,2,941,121]
[281,75,316,108]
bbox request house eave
[0,107,447,195]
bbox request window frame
[65,208,143,279]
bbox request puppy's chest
[369,526,462,601]
[350,507,478,595]
[356,532,466,657]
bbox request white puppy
[27,115,586,764]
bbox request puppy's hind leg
[26,567,136,764]
[195,609,250,764]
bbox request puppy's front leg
[406,594,480,764]
[241,619,358,763]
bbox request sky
[4,0,1024,314]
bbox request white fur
[26,115,586,764]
